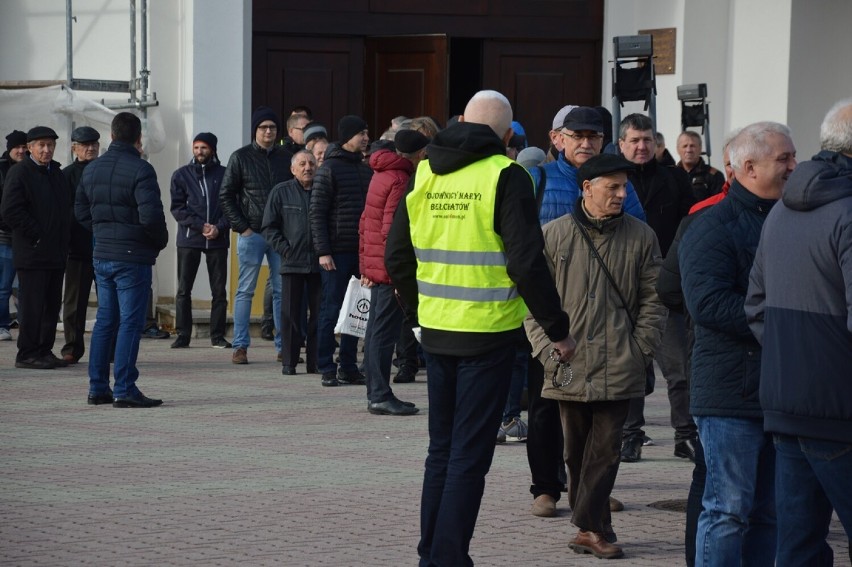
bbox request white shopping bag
[334,276,371,338]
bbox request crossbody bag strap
[571,211,637,331]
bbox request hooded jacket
[525,200,666,402]
[359,148,413,284]
[680,180,776,418]
[309,143,373,256]
[385,121,570,356]
[0,156,70,270]
[219,141,293,235]
[529,152,647,225]
[745,150,852,443]
[75,141,168,265]
[170,156,229,249]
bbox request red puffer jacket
[358,149,413,284]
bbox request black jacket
[0,157,70,270]
[219,141,293,235]
[262,178,319,274]
[385,121,570,356]
[170,157,229,249]
[0,152,20,244]
[679,181,775,418]
[680,158,725,202]
[63,159,94,261]
[309,143,373,256]
[76,141,168,265]
[627,158,695,256]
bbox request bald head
[461,90,513,141]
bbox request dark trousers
[526,356,566,501]
[62,257,94,360]
[560,398,630,533]
[395,318,420,372]
[280,272,320,369]
[16,268,63,361]
[175,247,228,341]
[686,434,706,567]
[623,311,696,441]
[317,252,359,375]
[418,346,514,567]
[262,276,274,331]
[364,283,405,403]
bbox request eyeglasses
[561,131,604,142]
[548,347,574,388]
[257,125,278,131]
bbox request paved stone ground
[1,335,849,566]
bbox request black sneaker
[337,369,366,385]
[142,326,170,339]
[620,437,642,463]
[211,337,232,349]
[321,372,339,387]
[171,336,190,349]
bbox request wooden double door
[252,35,600,150]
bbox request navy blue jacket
[75,141,168,265]
[679,180,775,418]
[170,157,229,249]
[63,159,94,261]
[746,151,852,443]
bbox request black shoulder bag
[571,211,656,396]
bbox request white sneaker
[500,417,528,442]
[0,328,11,341]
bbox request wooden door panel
[365,36,448,137]
[483,41,601,150]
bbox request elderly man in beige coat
[525,153,667,559]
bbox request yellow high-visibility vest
[407,154,528,332]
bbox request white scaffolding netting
[0,85,165,165]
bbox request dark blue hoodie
[746,150,852,443]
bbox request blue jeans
[774,434,852,566]
[502,347,528,422]
[88,260,151,399]
[233,232,281,351]
[363,283,404,404]
[0,243,14,329]
[418,346,514,567]
[695,416,776,567]
[317,252,359,375]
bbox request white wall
[0,0,251,301]
[787,0,852,160]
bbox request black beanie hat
[193,132,218,153]
[251,106,280,136]
[338,115,368,144]
[394,129,429,154]
[6,130,27,151]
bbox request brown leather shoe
[569,530,624,559]
[609,496,624,512]
[62,353,79,364]
[232,348,248,365]
[531,494,557,517]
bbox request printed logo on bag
[356,298,370,314]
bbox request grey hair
[618,113,654,140]
[728,121,792,172]
[820,98,852,153]
[722,127,742,152]
[463,90,513,138]
[290,149,315,165]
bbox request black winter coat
[75,141,168,265]
[679,181,775,418]
[170,158,229,249]
[262,178,318,274]
[219,142,293,235]
[309,143,372,256]
[0,157,70,270]
[63,159,94,261]
[627,159,695,256]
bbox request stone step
[156,304,269,339]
